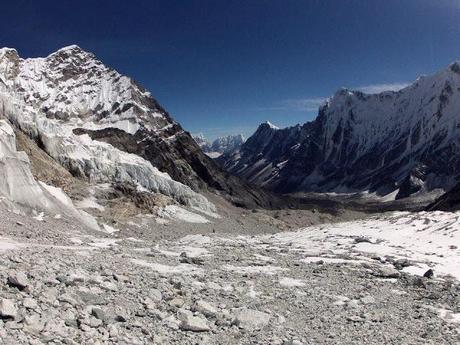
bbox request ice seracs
[0,119,100,229]
[0,120,51,210]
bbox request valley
[0,45,459,344]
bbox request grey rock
[23,314,45,334]
[169,297,185,308]
[0,299,17,319]
[91,307,107,322]
[149,288,162,302]
[22,297,38,310]
[178,309,210,332]
[193,300,217,317]
[8,271,29,289]
[232,308,271,330]
[374,266,401,278]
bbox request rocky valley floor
[0,203,459,345]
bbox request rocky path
[0,208,459,344]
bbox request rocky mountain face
[219,61,460,199]
[426,182,460,211]
[0,45,274,214]
[193,134,245,158]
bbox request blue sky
[1,1,460,139]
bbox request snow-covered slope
[220,61,460,199]
[193,133,245,158]
[264,210,460,280]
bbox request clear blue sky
[1,1,460,139]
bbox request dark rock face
[426,182,460,211]
[219,63,460,199]
[72,126,280,208]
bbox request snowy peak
[264,121,279,130]
[0,45,170,136]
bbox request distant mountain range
[219,60,460,200]
[193,133,245,158]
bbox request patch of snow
[87,238,119,249]
[32,211,45,222]
[130,259,202,275]
[102,224,119,234]
[436,308,460,324]
[205,151,222,159]
[39,182,74,208]
[279,277,306,287]
[265,121,279,130]
[223,265,287,275]
[159,205,210,224]
[179,234,212,246]
[0,238,24,252]
[75,197,105,211]
[253,254,275,263]
[300,257,365,264]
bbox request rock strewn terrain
[0,206,458,344]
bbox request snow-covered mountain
[193,133,212,152]
[219,61,460,199]
[210,134,245,156]
[0,45,270,215]
[193,133,245,158]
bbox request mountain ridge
[219,59,460,200]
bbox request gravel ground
[0,203,459,344]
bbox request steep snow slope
[220,61,460,199]
[0,120,51,209]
